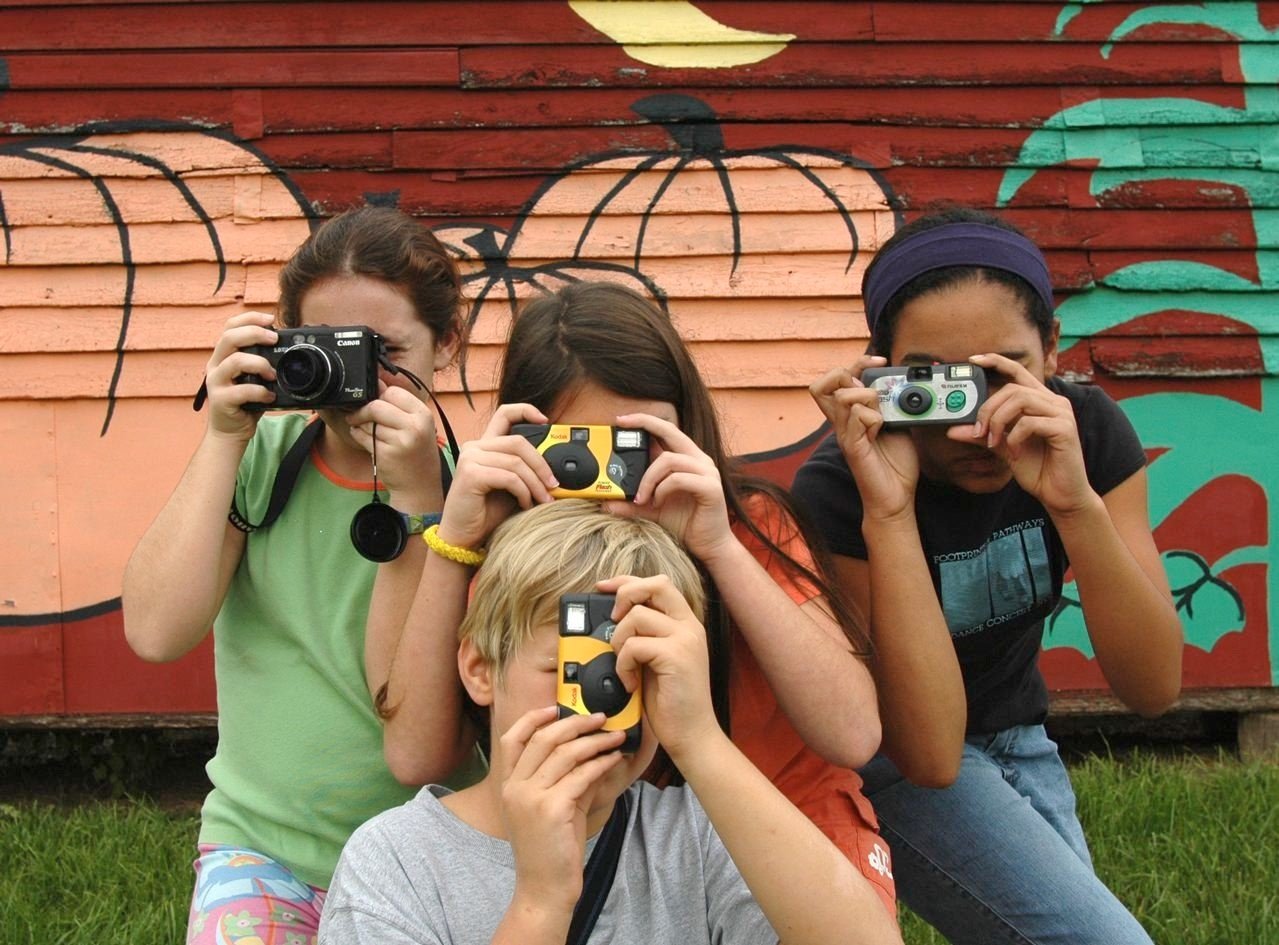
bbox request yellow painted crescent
[569,0,795,68]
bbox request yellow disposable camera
[557,593,641,753]
[511,424,650,500]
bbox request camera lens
[544,443,599,490]
[898,385,933,416]
[276,344,340,402]
[579,653,631,716]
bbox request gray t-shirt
[319,782,776,945]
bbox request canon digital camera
[241,325,382,410]
[862,362,988,428]
[557,593,641,753]
[511,424,650,500]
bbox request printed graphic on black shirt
[937,519,1051,637]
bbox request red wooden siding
[0,0,1275,717]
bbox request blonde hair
[459,500,706,676]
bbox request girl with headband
[793,208,1182,945]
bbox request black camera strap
[566,791,631,945]
[201,346,458,540]
[228,418,325,533]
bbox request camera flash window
[565,604,587,633]
[950,365,974,379]
[614,430,644,449]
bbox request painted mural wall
[0,1,1274,717]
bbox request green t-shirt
[199,413,470,889]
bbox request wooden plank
[0,626,64,715]
[1089,336,1268,377]
[49,399,204,612]
[0,295,863,353]
[0,2,874,50]
[0,333,864,400]
[62,610,219,714]
[290,168,546,215]
[463,295,864,346]
[0,90,235,132]
[0,304,257,353]
[444,210,884,259]
[0,402,61,614]
[0,172,305,225]
[4,49,460,89]
[365,122,1279,173]
[0,713,217,728]
[888,166,1279,211]
[254,85,1098,132]
[460,42,1239,88]
[0,261,253,307]
[870,3,1267,43]
[257,131,395,169]
[1,83,1252,137]
[996,208,1268,250]
[1238,712,1279,763]
[0,219,311,266]
[1050,687,1279,715]
[288,162,1279,221]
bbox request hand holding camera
[344,381,443,502]
[437,404,561,552]
[809,356,923,523]
[201,311,280,442]
[600,574,719,762]
[497,704,628,919]
[966,352,1093,516]
[603,414,735,564]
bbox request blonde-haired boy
[321,500,901,945]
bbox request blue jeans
[860,724,1153,945]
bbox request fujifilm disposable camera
[510,424,650,500]
[241,325,382,410]
[862,362,988,427]
[557,593,641,753]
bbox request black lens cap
[350,501,407,562]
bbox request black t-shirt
[792,378,1147,734]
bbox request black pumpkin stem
[631,94,725,154]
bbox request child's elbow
[384,734,467,788]
[1128,678,1181,720]
[385,752,435,788]
[904,756,961,789]
[122,609,179,664]
[845,718,883,770]
[888,740,962,789]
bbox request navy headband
[862,221,1055,335]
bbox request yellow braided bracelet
[422,524,487,567]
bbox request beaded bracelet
[422,524,487,567]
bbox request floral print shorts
[187,845,326,945]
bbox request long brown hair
[498,281,871,674]
[277,206,462,347]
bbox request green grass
[0,751,1275,944]
[0,800,197,944]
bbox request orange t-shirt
[729,494,897,918]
